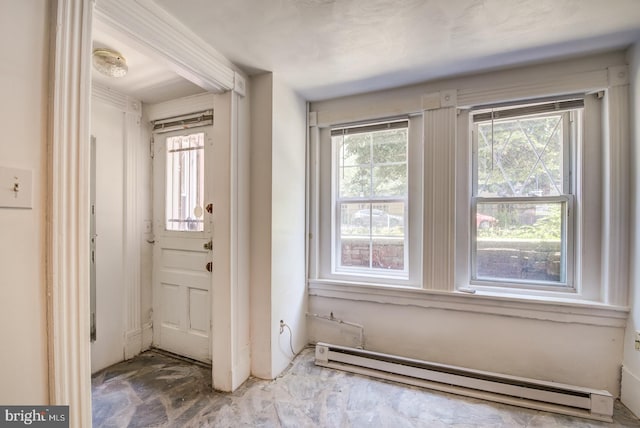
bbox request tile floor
[92,348,640,427]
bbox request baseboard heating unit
[315,343,613,422]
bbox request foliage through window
[332,121,408,277]
[471,100,582,287]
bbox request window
[165,132,205,232]
[310,63,627,309]
[471,99,582,288]
[332,120,409,278]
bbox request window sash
[470,195,573,288]
[472,110,573,198]
[470,102,579,290]
[332,121,409,279]
[334,199,409,278]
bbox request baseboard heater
[315,343,613,422]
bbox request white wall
[308,297,624,394]
[0,1,50,403]
[250,73,307,379]
[90,100,125,373]
[250,74,274,379]
[623,41,640,417]
[90,85,148,372]
[233,87,252,389]
[271,77,308,376]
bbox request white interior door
[152,127,213,362]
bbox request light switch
[0,166,32,209]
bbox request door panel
[152,127,213,363]
[189,289,209,333]
[160,283,180,327]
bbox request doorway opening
[89,15,212,376]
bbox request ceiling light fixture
[92,48,128,78]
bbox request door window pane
[165,132,205,232]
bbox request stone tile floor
[92,348,640,427]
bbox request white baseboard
[124,324,153,360]
[142,323,153,351]
[621,365,640,418]
[124,329,141,360]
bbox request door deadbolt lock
[203,240,213,251]
[206,262,213,272]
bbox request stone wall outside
[340,237,561,281]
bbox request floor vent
[315,342,613,422]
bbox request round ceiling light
[92,48,128,78]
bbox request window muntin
[333,121,409,277]
[165,132,205,232]
[471,101,581,288]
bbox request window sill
[307,279,629,328]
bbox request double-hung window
[471,99,582,289]
[332,120,409,279]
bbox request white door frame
[48,1,247,425]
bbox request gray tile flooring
[92,348,640,427]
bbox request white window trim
[314,116,423,287]
[468,103,579,291]
[470,195,574,288]
[307,279,628,328]
[457,93,611,302]
[309,59,631,314]
[456,94,604,301]
[331,121,410,279]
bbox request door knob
[206,262,213,272]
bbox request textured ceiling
[153,0,640,100]
[92,19,204,104]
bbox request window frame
[468,99,582,292]
[309,61,628,310]
[331,120,410,279]
[316,115,423,287]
